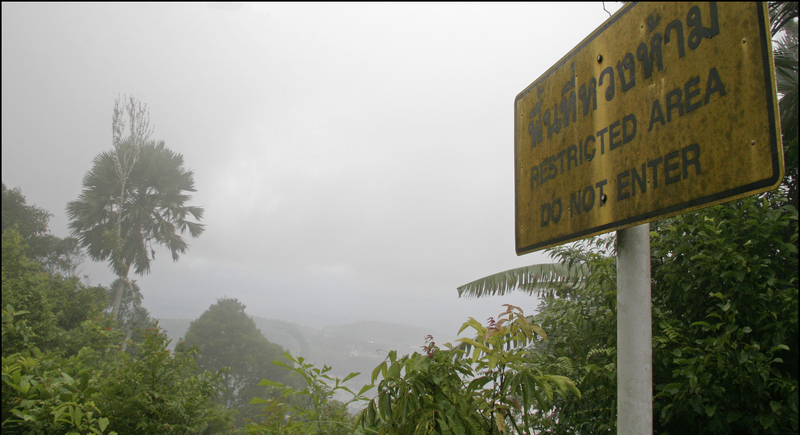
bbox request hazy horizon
[2,2,624,334]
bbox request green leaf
[98,417,109,433]
[663,383,682,395]
[257,378,282,387]
[530,324,548,341]
[272,360,292,370]
[386,361,402,380]
[72,406,84,427]
[357,384,374,396]
[378,390,392,420]
[457,317,484,335]
[705,404,716,417]
[738,352,749,364]
[770,400,781,412]
[372,361,387,383]
[367,400,377,424]
[457,263,587,299]
[342,371,360,383]
[455,337,490,353]
[760,413,775,429]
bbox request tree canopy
[2,183,83,276]
[66,139,205,278]
[182,298,296,418]
[66,96,205,324]
[2,187,229,434]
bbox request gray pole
[617,223,652,434]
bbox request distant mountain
[155,317,453,381]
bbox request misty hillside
[156,317,453,380]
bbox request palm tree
[67,98,204,320]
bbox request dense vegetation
[456,3,799,433]
[1,189,572,433]
[182,297,301,425]
[3,3,798,434]
[510,201,798,434]
[2,185,229,434]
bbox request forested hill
[157,317,451,379]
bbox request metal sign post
[512,3,782,433]
[616,224,652,434]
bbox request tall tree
[182,298,295,417]
[108,277,155,351]
[66,96,205,320]
[2,183,84,276]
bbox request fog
[2,2,623,336]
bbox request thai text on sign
[515,2,783,255]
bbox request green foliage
[2,308,119,435]
[66,139,205,278]
[183,298,296,419]
[3,360,115,435]
[650,196,798,434]
[2,227,117,358]
[524,237,619,434]
[504,197,798,434]
[2,228,58,355]
[769,1,799,215]
[1,183,49,240]
[458,196,797,434]
[96,325,229,434]
[2,183,84,276]
[2,185,227,433]
[358,305,579,435]
[457,263,589,299]
[2,313,227,435]
[108,278,155,353]
[66,97,204,325]
[248,353,371,434]
[455,13,799,429]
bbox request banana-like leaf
[457,262,588,299]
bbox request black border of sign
[514,2,783,255]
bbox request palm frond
[68,139,205,277]
[773,18,798,141]
[457,263,588,299]
[770,1,798,36]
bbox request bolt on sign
[514,2,784,255]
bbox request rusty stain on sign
[515,2,783,255]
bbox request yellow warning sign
[515,2,783,255]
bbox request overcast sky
[2,2,623,338]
